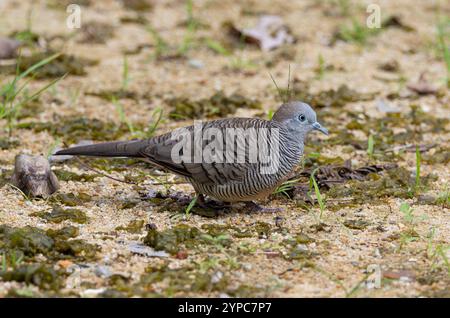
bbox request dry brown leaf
[407,74,439,95]
[229,15,295,51]
[383,270,416,280]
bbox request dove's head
[271,101,329,138]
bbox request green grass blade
[1,252,6,272]
[147,107,163,137]
[185,195,198,216]
[367,135,374,159]
[205,39,230,56]
[269,73,285,103]
[415,145,421,191]
[14,74,65,111]
[122,55,130,90]
[17,52,61,80]
[310,168,325,218]
[437,20,450,86]
[112,97,134,134]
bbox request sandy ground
[0,0,449,297]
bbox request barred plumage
[55,101,328,204]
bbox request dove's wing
[139,118,273,185]
[54,118,277,186]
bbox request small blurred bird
[55,101,328,210]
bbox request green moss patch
[143,223,235,254]
[79,21,115,44]
[343,219,370,230]
[116,220,145,233]
[121,0,153,11]
[0,225,99,261]
[168,91,261,120]
[0,264,64,291]
[0,138,20,150]
[280,80,375,108]
[0,224,99,293]
[14,51,98,79]
[53,170,100,182]
[327,167,437,203]
[49,193,92,207]
[32,206,88,224]
[18,117,130,143]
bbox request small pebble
[211,271,223,284]
[80,288,106,298]
[128,242,169,258]
[188,59,204,69]
[94,265,112,278]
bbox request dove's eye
[298,114,306,122]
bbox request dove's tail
[54,140,150,158]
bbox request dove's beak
[312,122,329,135]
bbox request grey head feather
[271,101,328,137]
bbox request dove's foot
[184,194,230,217]
[244,201,283,213]
[196,194,231,210]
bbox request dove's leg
[197,194,231,210]
[244,201,283,213]
[197,193,206,205]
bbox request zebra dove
[55,101,328,207]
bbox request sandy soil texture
[0,0,449,297]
